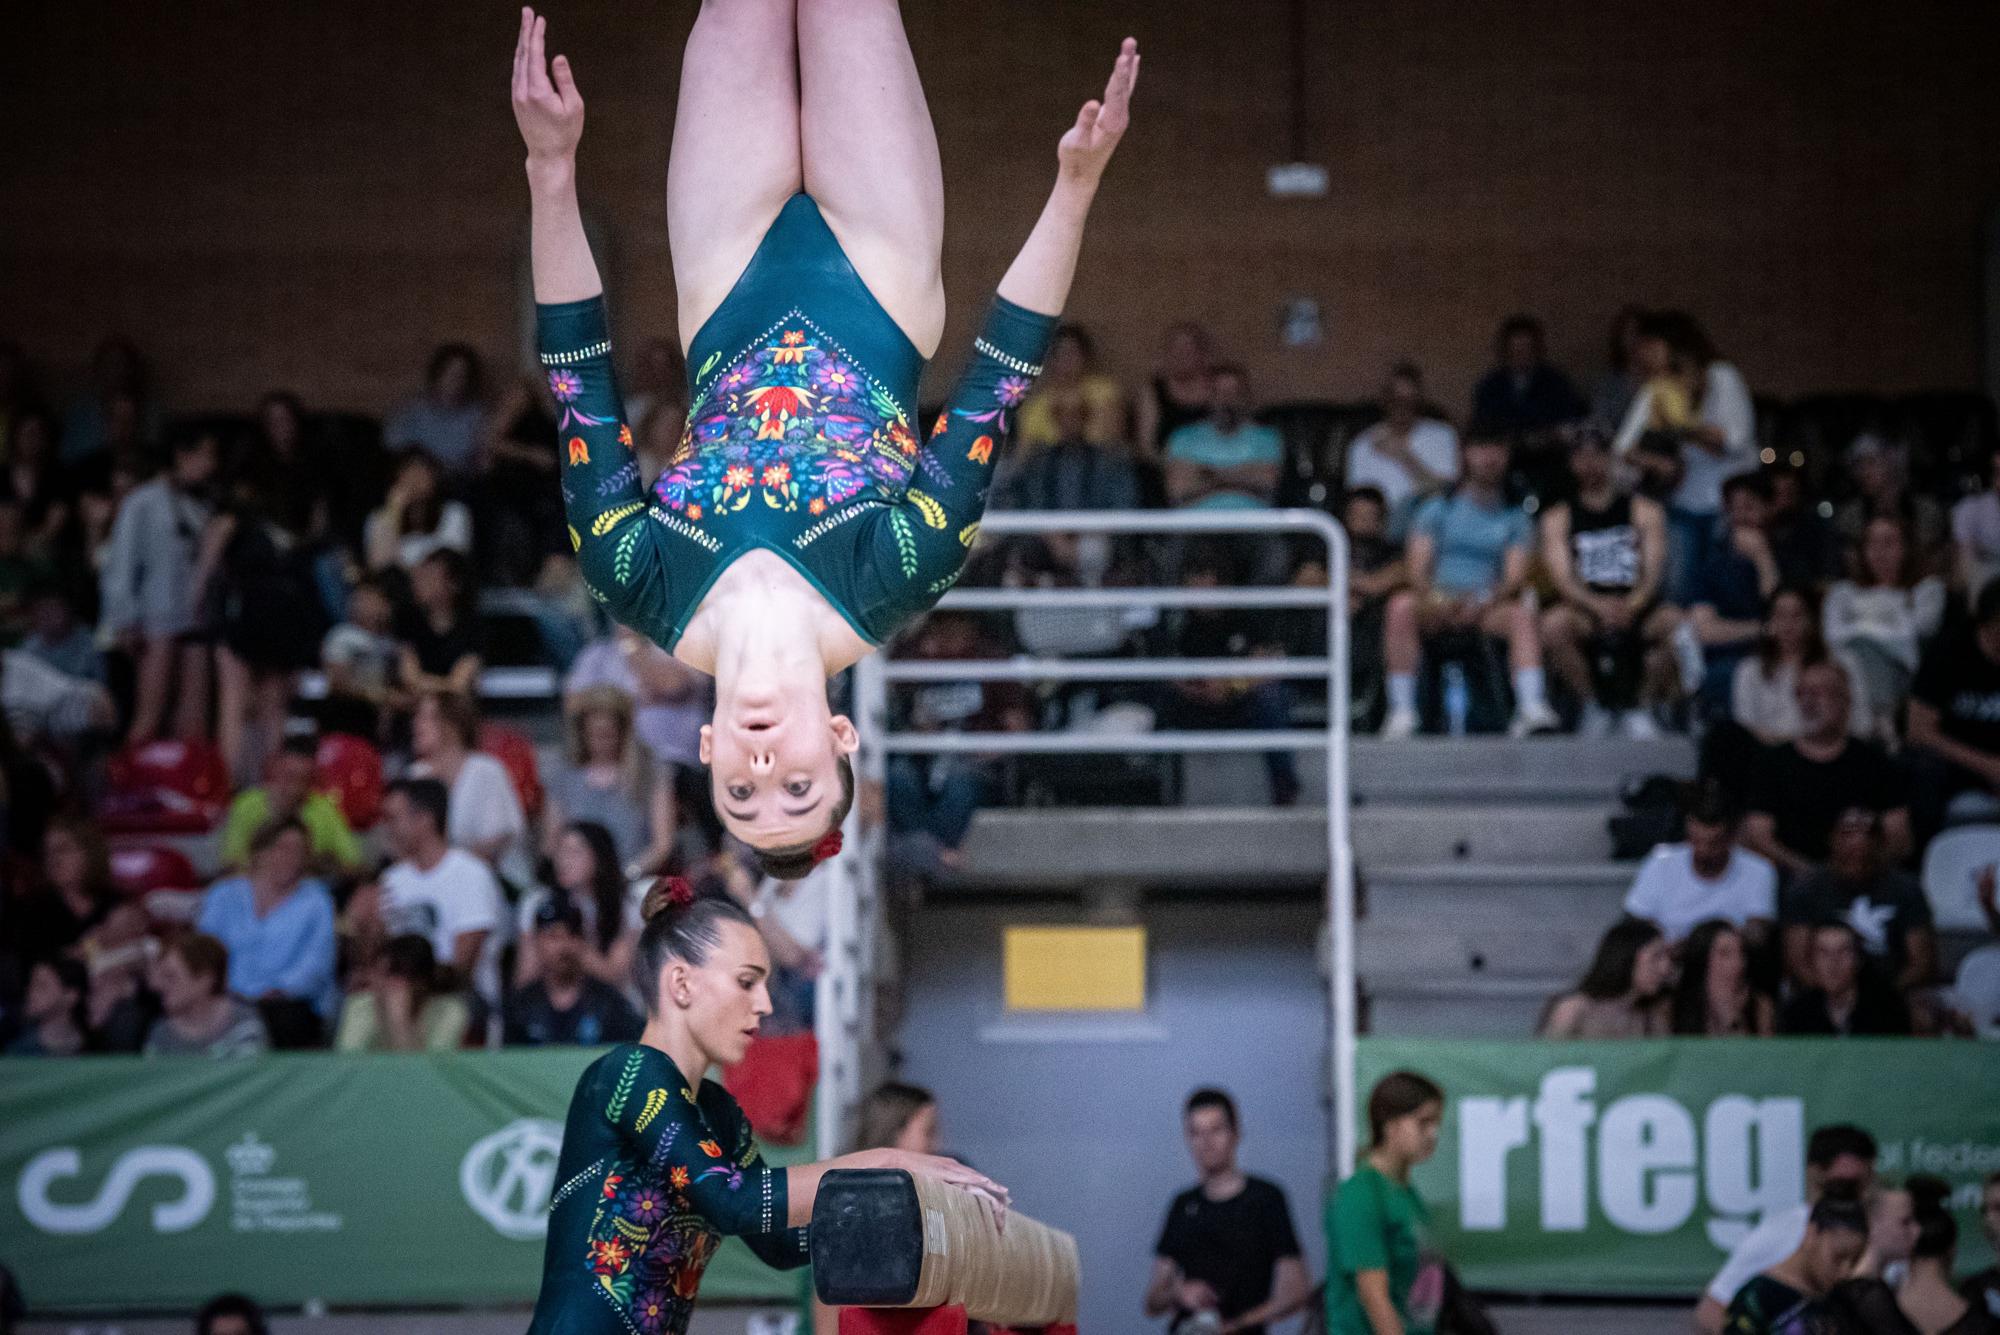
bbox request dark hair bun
[640,876,696,923]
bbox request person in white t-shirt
[373,777,506,1008]
[405,689,529,885]
[1694,1124,1877,1333]
[1623,780,1777,945]
[1953,458,2000,603]
[1343,362,1458,528]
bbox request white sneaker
[1382,707,1419,740]
[1579,702,1615,738]
[1509,700,1562,738]
[1671,621,1705,695]
[1620,708,1661,740]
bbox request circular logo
[460,1119,563,1240]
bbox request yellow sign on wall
[1003,925,1147,1012]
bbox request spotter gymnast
[515,2,1140,875]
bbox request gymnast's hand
[1057,37,1140,184]
[511,6,584,165]
[868,1149,1012,1232]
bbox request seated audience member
[1622,781,1777,945]
[406,690,527,881]
[197,819,339,1032]
[1669,920,1773,1037]
[565,624,715,854]
[743,868,826,1035]
[502,893,642,1046]
[994,392,1143,515]
[1824,514,1946,741]
[1730,587,1868,744]
[1163,364,1283,512]
[0,642,114,752]
[384,344,488,478]
[398,548,483,699]
[544,687,671,877]
[4,958,89,1056]
[1742,660,1912,877]
[1342,487,1406,721]
[475,375,565,588]
[195,1292,271,1335]
[1781,806,1935,994]
[1681,472,1781,712]
[1470,314,1585,441]
[365,447,472,574]
[335,932,470,1053]
[1907,581,2000,839]
[1160,547,1299,806]
[1778,921,1911,1036]
[1588,305,1648,434]
[1539,429,1673,737]
[1962,1173,2000,1320]
[1694,1125,1878,1335]
[18,580,103,683]
[1381,432,1557,738]
[143,934,270,1058]
[1834,434,1948,575]
[513,821,638,990]
[370,778,505,1009]
[218,736,363,876]
[1954,456,2000,602]
[1722,1190,1870,1335]
[1014,323,1128,454]
[320,575,408,743]
[1135,320,1214,462]
[1762,464,1840,590]
[1539,916,1672,1038]
[1343,363,1457,526]
[11,817,117,966]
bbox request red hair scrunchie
[661,876,695,909]
[811,831,844,865]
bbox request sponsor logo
[18,1146,216,1235]
[461,1119,564,1241]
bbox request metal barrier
[818,508,1358,1179]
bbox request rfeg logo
[18,1146,216,1235]
[1457,1067,1804,1251]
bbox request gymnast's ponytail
[631,876,759,1013]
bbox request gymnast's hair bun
[640,876,696,923]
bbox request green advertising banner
[1351,1038,2000,1296]
[0,1051,815,1312]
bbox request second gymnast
[514,3,1139,876]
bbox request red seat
[723,1032,818,1146]
[101,739,231,834]
[315,732,385,831]
[478,723,544,820]
[108,845,201,898]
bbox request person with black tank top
[1540,430,1676,737]
[1136,321,1215,461]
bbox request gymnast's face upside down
[699,679,858,868]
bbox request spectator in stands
[1135,320,1214,462]
[1680,473,1781,713]
[406,690,527,882]
[143,933,270,1057]
[100,427,220,742]
[856,1082,942,1156]
[1343,487,1406,727]
[1781,806,1935,995]
[476,375,565,588]
[1722,1189,1870,1335]
[544,686,672,877]
[1343,362,1457,528]
[1539,916,1673,1038]
[218,736,363,877]
[1762,464,1841,590]
[1324,1071,1445,1335]
[565,624,715,855]
[1471,314,1585,440]
[384,343,488,477]
[1146,1087,1309,1335]
[12,817,116,967]
[1160,546,1300,806]
[1730,587,1868,745]
[1164,364,1283,513]
[334,932,470,1052]
[398,549,483,699]
[1540,428,1673,737]
[0,640,114,753]
[1954,455,2000,603]
[1381,431,1558,738]
[1669,920,1773,1036]
[370,777,505,1007]
[1614,311,1757,605]
[1907,580,2000,840]
[4,958,89,1056]
[1963,1173,2000,1320]
[1835,435,1948,577]
[1825,514,1947,741]
[363,447,472,574]
[194,1292,270,1335]
[1743,660,1912,875]
[1589,305,1648,433]
[502,892,642,1046]
[1778,920,1911,1036]
[197,818,339,1033]
[5,408,79,567]
[320,575,408,743]
[60,336,155,467]
[19,580,103,683]
[742,866,826,1035]
[994,390,1143,517]
[1694,1125,1878,1334]
[1622,780,1777,945]
[514,821,637,990]
[1015,323,1128,454]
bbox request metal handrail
[879,730,1329,755]
[883,657,1331,683]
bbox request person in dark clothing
[1162,544,1300,804]
[1724,1190,1869,1335]
[1907,581,2000,843]
[502,893,642,1046]
[1780,807,1935,994]
[1763,464,1841,591]
[1777,922,1911,1036]
[1470,314,1584,498]
[1145,1088,1309,1335]
[1962,1172,2000,1323]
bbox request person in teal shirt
[514,5,1139,879]
[1327,1071,1445,1335]
[217,737,364,877]
[1163,365,1284,511]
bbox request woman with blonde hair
[545,685,676,877]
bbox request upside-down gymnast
[525,877,1004,1335]
[516,2,1139,876]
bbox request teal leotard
[540,193,1059,652]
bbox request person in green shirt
[1327,1071,1445,1335]
[218,736,364,877]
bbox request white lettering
[1598,1096,1697,1233]
[1703,1097,1804,1251]
[1458,1096,1530,1230]
[1531,1068,1597,1231]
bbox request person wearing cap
[502,892,643,1046]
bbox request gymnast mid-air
[519,1,1138,876]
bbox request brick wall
[4,1,1996,419]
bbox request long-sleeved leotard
[541,192,1057,653]
[527,1044,808,1335]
